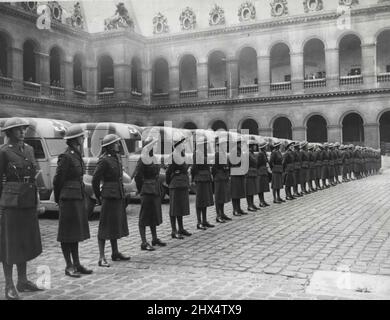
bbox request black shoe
[216,217,226,223]
[152,238,167,247]
[253,204,261,210]
[178,229,192,236]
[278,198,286,203]
[221,214,232,221]
[202,221,215,228]
[232,211,242,216]
[263,202,270,207]
[273,199,282,204]
[286,196,294,200]
[111,253,131,261]
[141,242,155,251]
[247,206,257,212]
[259,202,266,208]
[238,210,248,215]
[16,280,43,292]
[5,285,20,300]
[171,232,184,239]
[74,264,93,274]
[98,258,110,268]
[197,223,207,230]
[65,267,81,278]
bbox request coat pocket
[272,164,283,173]
[101,182,122,199]
[60,181,83,200]
[169,174,189,188]
[194,170,212,182]
[141,180,159,195]
[0,182,37,208]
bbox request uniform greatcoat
[256,151,270,193]
[191,162,214,208]
[92,152,129,240]
[212,151,231,204]
[245,151,259,196]
[269,149,283,190]
[166,159,190,217]
[0,143,42,264]
[282,150,295,187]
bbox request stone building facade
[1,1,390,150]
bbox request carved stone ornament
[303,0,323,13]
[270,0,288,17]
[180,7,196,30]
[48,1,63,22]
[69,2,84,29]
[209,4,226,26]
[339,0,359,6]
[238,2,256,22]
[20,2,38,14]
[153,12,169,34]
[104,2,134,31]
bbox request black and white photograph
[0,0,390,305]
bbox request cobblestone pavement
[1,170,390,300]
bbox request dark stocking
[60,242,73,268]
[177,216,184,231]
[16,262,27,283]
[110,240,118,255]
[2,262,13,287]
[150,225,158,242]
[139,225,147,244]
[70,242,80,267]
[170,215,177,233]
[98,239,106,259]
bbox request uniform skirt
[257,175,270,193]
[139,194,163,227]
[271,172,283,190]
[300,168,308,184]
[169,188,190,217]
[310,167,317,180]
[214,179,231,204]
[98,199,129,240]
[294,170,300,185]
[195,181,214,208]
[328,165,335,178]
[231,175,246,199]
[284,172,295,187]
[57,199,90,243]
[0,207,42,264]
[321,165,329,179]
[245,176,258,196]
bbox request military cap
[308,144,314,150]
[300,141,308,148]
[272,141,281,148]
[63,124,85,140]
[101,134,121,147]
[258,141,268,149]
[1,117,29,132]
[334,142,340,147]
[286,141,295,149]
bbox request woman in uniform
[191,140,214,229]
[269,141,284,204]
[230,140,248,216]
[320,143,330,188]
[166,138,192,239]
[53,124,92,278]
[256,141,270,207]
[308,144,317,192]
[92,134,130,266]
[283,142,296,201]
[246,141,260,212]
[299,141,310,194]
[212,137,232,222]
[0,118,43,300]
[134,137,166,251]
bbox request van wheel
[86,197,98,220]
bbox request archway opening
[131,57,142,93]
[153,58,169,94]
[180,55,197,91]
[73,54,83,90]
[379,111,390,153]
[342,113,364,145]
[339,34,362,77]
[304,39,325,80]
[211,120,228,131]
[23,40,37,82]
[239,47,258,86]
[0,33,8,77]
[183,122,197,130]
[307,115,327,142]
[98,55,114,92]
[241,118,259,135]
[208,51,227,89]
[270,43,291,83]
[376,30,390,75]
[273,117,292,139]
[50,47,62,86]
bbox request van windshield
[124,138,142,154]
[45,139,67,156]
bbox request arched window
[179,54,197,92]
[73,54,83,91]
[211,120,228,131]
[183,121,197,130]
[238,47,258,87]
[342,113,364,145]
[303,39,326,82]
[379,111,390,153]
[153,58,169,94]
[270,43,291,83]
[50,47,62,87]
[131,57,142,94]
[273,116,292,140]
[208,51,227,89]
[0,33,9,77]
[240,118,259,135]
[23,40,37,82]
[306,115,327,142]
[339,34,362,77]
[376,30,390,76]
[98,55,114,92]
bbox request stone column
[364,123,379,148]
[361,43,376,89]
[114,63,131,100]
[258,55,270,95]
[169,64,179,101]
[37,52,50,96]
[290,52,304,94]
[226,58,239,98]
[142,68,152,105]
[197,61,208,99]
[325,48,339,90]
[327,124,342,143]
[10,47,23,90]
[292,126,306,141]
